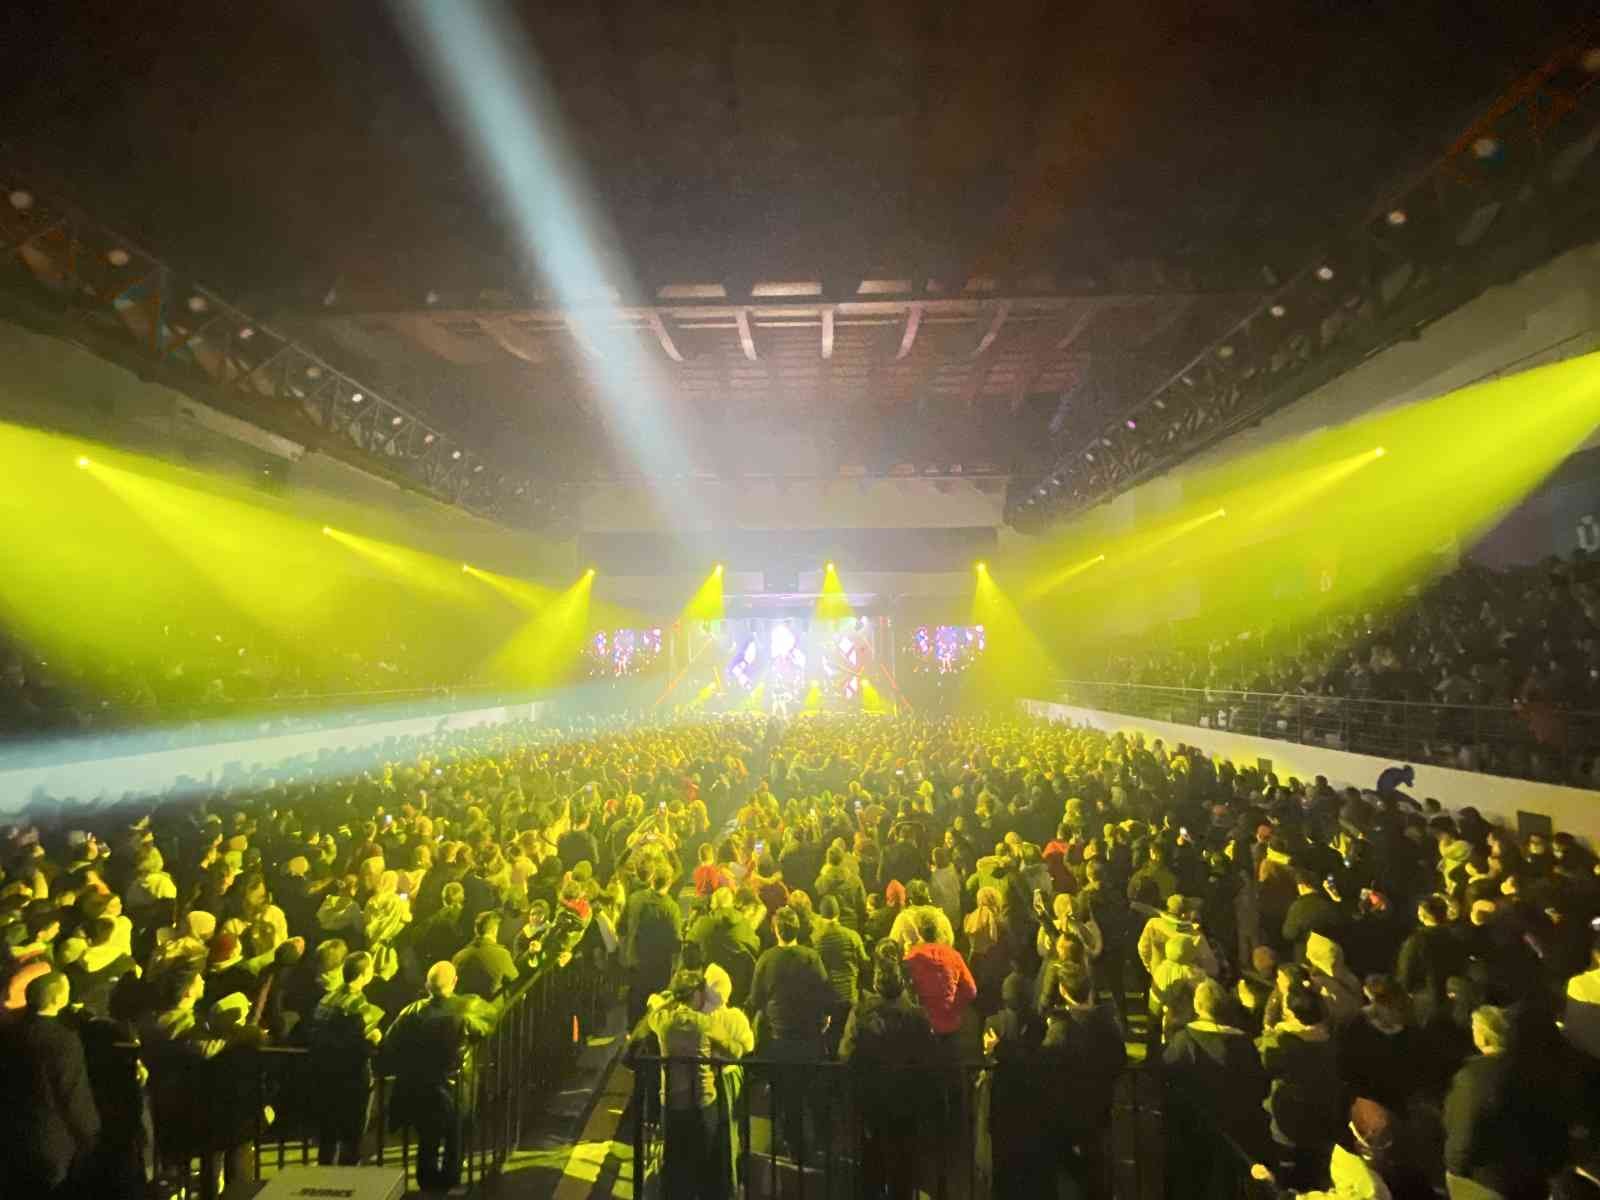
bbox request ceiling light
[422,433,435,445]
[473,464,484,473]
[1583,47,1600,73]
[1315,265,1335,281]
[451,449,463,460]
[1471,136,1500,159]
[1216,345,1234,360]
[106,248,130,267]
[1153,399,1166,411]
[391,415,404,427]
[8,189,35,211]
[1385,209,1408,227]
[1269,303,1286,318]
[1125,418,1138,430]
[350,392,363,404]
[1085,452,1095,463]
[238,326,254,340]
[305,365,322,379]
[76,456,90,469]
[187,295,208,313]
[425,290,440,306]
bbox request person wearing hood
[1150,932,1212,1046]
[1164,978,1271,1199]
[1138,894,1218,980]
[1251,1098,1400,1200]
[1305,933,1363,1027]
[888,879,955,950]
[1260,986,1343,1188]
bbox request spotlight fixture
[714,562,723,574]
[238,326,255,340]
[473,464,484,473]
[1153,399,1166,411]
[1471,136,1500,159]
[423,433,436,445]
[1315,265,1335,281]
[8,189,35,211]
[451,450,463,460]
[321,526,333,535]
[1084,452,1095,463]
[1269,303,1287,318]
[1125,418,1137,430]
[825,560,835,572]
[975,560,987,572]
[585,567,596,577]
[305,365,323,379]
[462,563,471,573]
[1374,446,1387,457]
[390,415,404,427]
[1216,345,1234,359]
[75,455,90,469]
[106,248,130,267]
[187,295,208,313]
[1385,209,1408,227]
[350,392,363,404]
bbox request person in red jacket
[691,843,733,899]
[902,911,977,1055]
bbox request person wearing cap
[0,971,100,1197]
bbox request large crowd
[1086,557,1600,787]
[5,711,1600,1199]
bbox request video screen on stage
[905,623,986,674]
[585,627,664,678]
[688,616,881,709]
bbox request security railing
[625,1055,1233,1200]
[134,955,607,1198]
[1050,680,1600,790]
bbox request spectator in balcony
[382,961,493,1195]
[0,971,100,1198]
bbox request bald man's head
[426,961,457,998]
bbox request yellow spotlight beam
[815,561,852,622]
[681,564,725,623]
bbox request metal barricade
[627,1055,1215,1200]
[135,956,600,1197]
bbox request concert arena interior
[5,5,1600,1200]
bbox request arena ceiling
[4,1,1594,518]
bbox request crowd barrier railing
[1053,679,1600,789]
[136,954,607,1198]
[626,1054,1260,1200]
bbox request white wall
[0,701,544,813]
[1023,699,1600,846]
